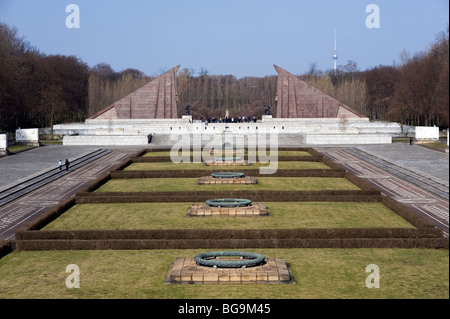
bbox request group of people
[58,159,70,171]
[201,116,258,125]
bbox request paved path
[0,149,135,240]
[319,145,449,237]
[355,144,449,192]
[0,145,103,190]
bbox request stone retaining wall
[165,257,295,284]
[197,176,258,185]
[187,203,269,217]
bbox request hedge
[12,146,447,252]
[80,173,111,193]
[16,228,443,241]
[132,156,325,163]
[14,237,449,251]
[0,241,14,260]
[18,197,77,232]
[381,196,436,229]
[110,169,346,179]
[75,190,382,204]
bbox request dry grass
[0,248,447,299]
[95,177,359,192]
[143,151,313,157]
[42,202,414,230]
[124,161,330,171]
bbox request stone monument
[0,133,8,156]
[15,128,39,146]
[89,65,180,119]
[184,104,191,116]
[54,63,401,146]
[415,126,440,144]
[446,128,449,154]
[273,65,365,118]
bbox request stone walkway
[0,148,136,240]
[318,145,449,237]
[355,144,449,189]
[0,145,101,189]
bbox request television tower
[332,29,338,76]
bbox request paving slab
[0,145,101,189]
[355,144,449,186]
[319,147,449,237]
[0,149,135,240]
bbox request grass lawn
[143,151,313,157]
[95,177,359,192]
[418,142,448,152]
[42,202,414,230]
[124,161,330,171]
[0,248,447,299]
[6,144,36,153]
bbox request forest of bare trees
[1,21,448,135]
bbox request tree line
[1,22,448,135]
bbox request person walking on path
[409,137,413,145]
[65,159,70,171]
[58,160,62,171]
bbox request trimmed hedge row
[114,159,134,172]
[22,197,77,231]
[80,173,112,193]
[142,147,321,154]
[75,191,382,204]
[14,237,449,251]
[132,156,325,163]
[11,146,448,252]
[110,169,346,179]
[135,148,325,163]
[344,172,379,192]
[16,228,443,241]
[381,196,435,229]
[111,147,343,174]
[0,241,14,260]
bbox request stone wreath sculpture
[194,251,266,268]
[205,198,252,207]
[214,156,241,161]
[210,172,245,179]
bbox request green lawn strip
[418,142,448,151]
[143,151,313,157]
[6,145,36,153]
[95,177,357,192]
[124,161,330,171]
[0,248,447,298]
[42,202,413,230]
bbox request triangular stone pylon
[274,65,365,118]
[89,65,180,119]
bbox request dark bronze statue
[184,104,191,115]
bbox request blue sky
[0,0,448,78]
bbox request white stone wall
[16,128,39,145]
[415,126,439,140]
[305,134,392,145]
[54,118,400,135]
[54,118,401,146]
[0,133,8,151]
[63,134,150,146]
